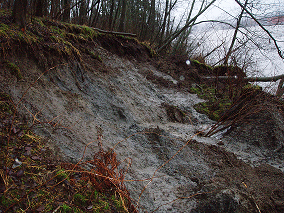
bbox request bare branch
[234,0,284,59]
[157,0,217,53]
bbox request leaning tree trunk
[12,0,28,31]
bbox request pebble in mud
[217,141,224,145]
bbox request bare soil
[1,14,284,212]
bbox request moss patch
[190,59,213,75]
[74,193,87,206]
[190,84,233,121]
[4,61,22,80]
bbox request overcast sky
[173,0,284,22]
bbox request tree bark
[147,0,156,41]
[79,0,87,25]
[12,0,28,31]
[108,0,115,30]
[118,0,127,32]
[62,0,71,22]
[34,0,47,17]
[92,27,137,37]
[202,74,284,97]
[91,0,102,27]
[158,0,169,45]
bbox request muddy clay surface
[1,37,284,212]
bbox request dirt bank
[1,16,284,212]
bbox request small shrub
[190,59,213,74]
[88,50,102,62]
[189,86,201,95]
[33,17,45,27]
[93,190,98,199]
[104,202,109,210]
[0,93,13,114]
[142,42,157,57]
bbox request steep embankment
[1,15,284,212]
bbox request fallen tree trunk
[201,74,284,97]
[201,74,284,82]
[92,27,137,37]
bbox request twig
[52,204,62,213]
[234,0,284,59]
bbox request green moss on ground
[190,59,213,72]
[190,84,233,121]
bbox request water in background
[190,24,284,94]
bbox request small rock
[87,205,93,210]
[217,141,224,146]
[12,158,22,169]
[179,75,185,81]
[31,156,42,160]
[36,205,45,212]
[24,146,32,156]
